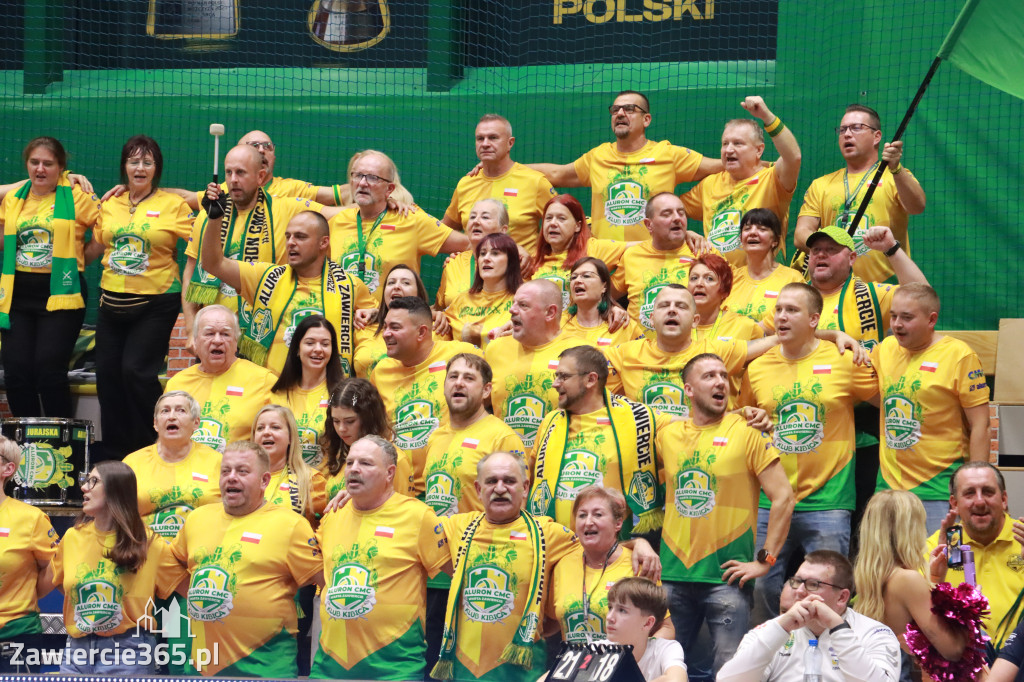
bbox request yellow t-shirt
[761,278,897,350]
[0,498,58,635]
[271,382,331,468]
[264,466,329,524]
[314,494,449,679]
[484,333,584,448]
[798,165,915,282]
[96,190,194,294]
[548,546,635,644]
[328,206,454,299]
[445,289,515,349]
[192,177,320,206]
[741,342,877,511]
[532,238,627,310]
[693,309,764,398]
[605,337,748,417]
[725,264,804,323]
[0,185,100,273]
[53,525,185,637]
[123,442,223,538]
[440,513,579,680]
[871,335,990,500]
[680,165,795,265]
[170,502,322,677]
[656,413,779,583]
[165,358,277,452]
[559,315,647,350]
[186,195,326,310]
[615,241,702,336]
[436,250,474,310]
[444,163,555,254]
[237,261,374,375]
[574,140,704,242]
[369,340,482,493]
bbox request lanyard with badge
[839,161,879,230]
[355,208,387,283]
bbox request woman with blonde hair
[854,490,967,679]
[251,404,327,526]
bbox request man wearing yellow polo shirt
[681,96,801,266]
[872,283,990,530]
[329,150,469,299]
[443,115,554,255]
[528,91,721,242]
[741,283,877,618]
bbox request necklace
[128,189,155,215]
[580,541,619,641]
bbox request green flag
[937,0,1024,100]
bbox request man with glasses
[527,90,722,242]
[794,105,927,283]
[327,150,469,299]
[718,550,900,681]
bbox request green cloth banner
[938,0,1024,100]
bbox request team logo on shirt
[14,442,75,491]
[150,502,197,539]
[15,227,53,268]
[883,393,921,449]
[249,308,275,344]
[639,282,669,330]
[674,462,717,518]
[708,209,743,253]
[108,233,150,275]
[340,250,380,292]
[836,211,873,257]
[463,565,515,623]
[604,175,647,227]
[505,385,549,447]
[193,418,227,452]
[283,305,324,348]
[394,399,440,450]
[536,272,570,309]
[627,471,658,511]
[187,563,235,621]
[774,391,825,454]
[425,469,460,518]
[74,574,124,633]
[641,375,688,418]
[324,562,377,619]
[564,601,604,643]
[555,448,603,501]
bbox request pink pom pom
[905,582,990,682]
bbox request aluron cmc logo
[324,563,377,619]
[463,566,515,623]
[187,565,234,621]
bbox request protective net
[0,0,1019,329]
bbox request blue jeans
[664,580,751,682]
[61,630,157,675]
[754,508,852,619]
[921,499,951,535]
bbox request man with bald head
[443,114,555,254]
[199,208,374,375]
[328,150,469,299]
[484,279,583,449]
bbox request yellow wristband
[890,163,903,175]
[764,117,782,134]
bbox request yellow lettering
[585,0,615,23]
[554,0,582,24]
[674,0,703,20]
[705,0,713,19]
[642,0,671,21]
[616,0,643,21]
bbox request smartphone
[946,525,964,569]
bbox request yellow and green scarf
[432,511,546,679]
[238,259,356,374]
[186,188,273,305]
[0,179,82,328]
[529,391,663,533]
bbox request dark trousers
[0,272,85,418]
[95,290,181,459]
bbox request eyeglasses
[247,141,275,151]
[609,104,647,115]
[553,371,589,382]
[126,159,156,168]
[351,172,393,185]
[835,123,877,135]
[80,474,102,490]
[787,576,842,592]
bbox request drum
[1,418,92,506]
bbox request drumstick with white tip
[210,123,225,183]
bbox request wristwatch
[756,548,777,567]
[884,240,902,257]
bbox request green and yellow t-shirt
[0,498,58,637]
[369,340,482,493]
[657,413,779,583]
[693,309,764,399]
[574,140,704,242]
[0,184,99,273]
[313,494,449,680]
[123,442,223,538]
[264,466,328,524]
[96,190,194,294]
[165,358,277,452]
[872,335,990,500]
[741,342,877,511]
[560,316,646,350]
[681,164,794,265]
[170,503,322,677]
[440,513,578,682]
[548,546,635,644]
[271,382,331,468]
[485,333,583,449]
[614,241,702,336]
[725,264,804,323]
[53,525,185,638]
[532,239,627,310]
[605,337,748,418]
[444,163,555,254]
[445,289,515,349]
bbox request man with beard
[656,353,794,681]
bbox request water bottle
[803,638,823,682]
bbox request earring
[567,304,578,316]
[597,300,609,313]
